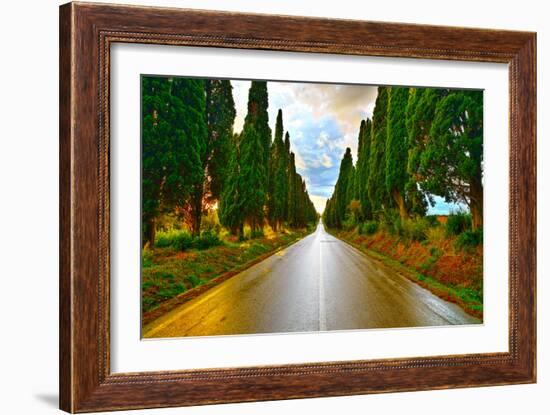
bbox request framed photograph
[59,2,536,412]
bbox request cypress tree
[170,78,208,236]
[367,87,390,215]
[239,123,267,233]
[358,119,373,219]
[244,81,272,168]
[405,87,448,215]
[267,109,288,230]
[331,148,354,228]
[204,80,236,202]
[385,86,410,220]
[422,90,484,229]
[186,79,236,236]
[287,152,298,227]
[353,121,365,201]
[283,132,292,221]
[219,136,245,236]
[141,76,205,246]
[142,77,171,247]
[349,165,356,202]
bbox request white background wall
[0,0,546,414]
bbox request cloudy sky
[230,79,460,215]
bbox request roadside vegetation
[323,85,483,318]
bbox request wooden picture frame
[59,2,536,412]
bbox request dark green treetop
[385,86,410,219]
[422,90,484,229]
[367,86,390,214]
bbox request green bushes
[155,229,186,248]
[445,212,472,236]
[455,229,483,250]
[172,232,194,251]
[379,211,428,242]
[380,209,399,233]
[360,221,379,235]
[407,220,428,242]
[424,215,440,227]
[194,230,222,250]
[342,216,358,231]
[155,229,222,251]
[249,229,265,239]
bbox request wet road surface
[144,222,479,338]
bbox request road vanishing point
[143,222,480,338]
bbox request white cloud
[294,151,307,171]
[366,102,376,119]
[231,80,251,134]
[320,154,332,168]
[310,153,333,169]
[316,131,329,148]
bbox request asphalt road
[144,222,479,338]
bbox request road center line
[319,229,327,331]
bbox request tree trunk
[190,185,203,237]
[470,177,483,230]
[391,189,408,220]
[471,202,482,230]
[144,217,156,248]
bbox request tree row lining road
[143,222,480,338]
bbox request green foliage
[406,220,428,242]
[154,229,221,251]
[429,246,442,258]
[368,87,390,213]
[455,229,483,250]
[408,88,484,229]
[155,230,191,249]
[378,211,428,242]
[424,215,440,227]
[142,249,154,268]
[268,109,289,230]
[250,229,265,239]
[385,87,410,218]
[185,79,237,236]
[323,148,354,228]
[219,139,245,235]
[354,119,373,220]
[157,283,186,299]
[172,232,194,251]
[141,76,207,246]
[204,79,237,201]
[406,88,448,217]
[445,212,472,236]
[239,123,267,232]
[286,150,317,229]
[185,275,203,288]
[360,221,379,235]
[194,230,222,250]
[244,81,272,168]
[379,208,400,234]
[200,209,221,233]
